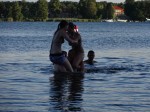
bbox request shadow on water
[49,73,84,112]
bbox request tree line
[0,0,150,22]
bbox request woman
[49,20,77,72]
[67,22,84,72]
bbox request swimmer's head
[88,50,95,60]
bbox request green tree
[125,0,148,21]
[28,2,37,20]
[145,1,150,18]
[10,2,23,21]
[1,0,149,21]
[125,0,135,4]
[79,0,97,19]
[67,2,78,17]
[106,3,114,19]
[61,2,78,18]
[0,2,5,18]
[86,0,97,18]
[78,0,87,18]
[124,0,135,21]
[36,0,48,21]
[136,1,150,19]
[21,0,30,20]
[7,6,12,18]
[136,9,146,21]
[49,0,61,17]
[102,3,114,19]
[96,2,106,19]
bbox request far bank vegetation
[0,0,150,22]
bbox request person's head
[68,22,78,33]
[87,50,95,61]
[55,20,68,35]
[68,22,74,33]
[59,20,68,29]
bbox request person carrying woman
[49,20,77,72]
[67,22,84,72]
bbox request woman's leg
[72,53,84,71]
[63,58,74,72]
[79,61,85,72]
[54,64,66,72]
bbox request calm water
[0,22,150,112]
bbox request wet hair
[68,22,75,30]
[88,50,95,55]
[59,20,68,29]
[54,20,68,35]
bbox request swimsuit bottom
[50,53,66,65]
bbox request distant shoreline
[0,18,102,22]
[0,18,149,22]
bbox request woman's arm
[63,30,78,44]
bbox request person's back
[84,50,97,65]
[50,29,65,54]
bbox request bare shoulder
[60,29,67,36]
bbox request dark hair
[68,22,75,30]
[88,50,95,54]
[54,20,68,35]
[59,20,68,29]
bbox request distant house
[113,6,124,16]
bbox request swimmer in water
[84,50,97,65]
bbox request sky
[1,0,127,3]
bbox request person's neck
[88,60,94,65]
[70,31,74,36]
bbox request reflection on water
[49,74,84,111]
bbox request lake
[0,22,150,112]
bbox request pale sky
[1,0,127,3]
[1,0,141,3]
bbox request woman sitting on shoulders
[49,20,77,72]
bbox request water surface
[0,22,150,112]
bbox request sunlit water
[0,22,150,112]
